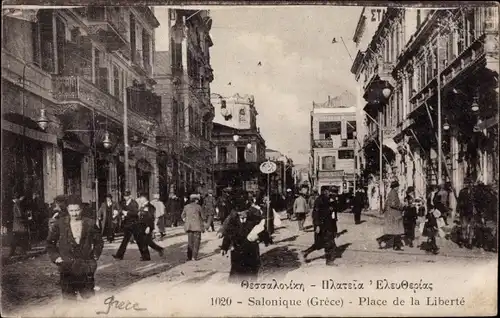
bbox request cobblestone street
[3,211,496,317]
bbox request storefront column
[450,129,461,218]
[129,160,137,198]
[81,154,95,204]
[150,156,160,197]
[43,144,64,203]
[414,149,425,198]
[108,160,119,202]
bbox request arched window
[322,156,335,170]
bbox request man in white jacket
[150,194,166,240]
[293,185,309,231]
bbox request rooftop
[312,90,356,109]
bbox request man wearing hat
[113,190,147,260]
[97,194,121,243]
[47,195,103,300]
[203,189,217,232]
[137,193,165,260]
[181,194,206,261]
[221,201,272,283]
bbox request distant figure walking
[293,185,309,231]
[182,194,206,261]
[381,181,405,251]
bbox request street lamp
[36,108,49,131]
[471,97,480,112]
[246,143,252,150]
[443,119,450,131]
[102,131,112,149]
[233,134,240,142]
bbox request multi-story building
[154,9,215,197]
[264,149,294,195]
[211,93,266,196]
[309,91,358,193]
[351,7,498,216]
[2,7,161,233]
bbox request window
[188,105,194,133]
[419,62,425,90]
[32,21,41,66]
[130,14,136,62]
[237,147,246,163]
[321,156,335,170]
[56,17,66,74]
[347,121,357,139]
[113,65,120,98]
[219,147,227,163]
[319,121,341,139]
[142,29,151,70]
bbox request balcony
[51,75,148,132]
[312,139,355,149]
[364,62,394,91]
[317,170,344,179]
[86,7,128,51]
[213,162,260,172]
[181,130,202,150]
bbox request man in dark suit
[302,187,337,265]
[113,190,147,260]
[97,194,121,243]
[46,195,103,301]
[137,193,164,261]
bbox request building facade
[351,7,499,215]
[309,91,358,193]
[211,93,266,195]
[2,6,161,232]
[153,9,215,198]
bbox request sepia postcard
[1,0,498,317]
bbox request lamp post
[364,84,392,213]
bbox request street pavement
[2,211,497,317]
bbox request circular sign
[260,161,277,174]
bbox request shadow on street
[274,235,299,244]
[259,245,301,280]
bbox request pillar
[129,159,137,198]
[450,129,461,219]
[80,154,94,204]
[150,153,159,197]
[43,144,63,203]
[108,159,119,202]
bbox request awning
[383,137,399,153]
[2,9,39,22]
[475,116,499,131]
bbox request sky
[154,6,362,165]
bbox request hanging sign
[260,161,277,174]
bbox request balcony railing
[213,162,260,172]
[364,61,394,89]
[312,139,355,149]
[86,7,128,51]
[51,75,149,132]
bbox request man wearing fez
[302,187,337,265]
[113,190,147,260]
[47,195,103,300]
[181,194,206,261]
[220,197,272,282]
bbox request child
[423,208,440,254]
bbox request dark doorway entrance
[96,159,108,205]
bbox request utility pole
[124,87,129,190]
[437,33,443,185]
[379,109,383,213]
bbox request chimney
[328,95,331,103]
